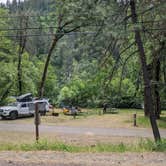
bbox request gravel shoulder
[0,151,165,166]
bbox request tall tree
[130,0,160,141]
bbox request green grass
[121,109,166,129]
[0,139,165,152]
[118,109,143,114]
[137,116,166,128]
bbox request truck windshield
[8,103,18,106]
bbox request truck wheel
[43,111,46,116]
[40,111,46,116]
[10,111,18,120]
[1,116,6,120]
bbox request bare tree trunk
[38,36,58,98]
[130,0,160,142]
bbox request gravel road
[0,123,166,138]
[0,151,165,166]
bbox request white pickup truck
[0,102,35,120]
[0,99,50,120]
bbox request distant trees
[38,0,104,98]
[0,0,165,120]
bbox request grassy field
[47,108,166,128]
[0,108,165,129]
[0,108,165,151]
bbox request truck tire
[43,110,46,116]
[1,116,6,120]
[40,110,46,116]
[10,111,18,120]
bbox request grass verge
[137,116,166,128]
[0,139,165,152]
[124,111,166,129]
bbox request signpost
[34,102,41,141]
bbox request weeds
[0,139,165,152]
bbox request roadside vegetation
[0,139,165,153]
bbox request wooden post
[133,113,137,127]
[34,102,40,142]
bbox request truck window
[21,104,27,108]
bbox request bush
[109,96,142,109]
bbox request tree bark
[130,0,160,142]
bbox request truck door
[20,103,29,115]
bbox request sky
[0,0,24,3]
[0,0,7,3]
[0,0,9,3]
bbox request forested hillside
[0,0,165,112]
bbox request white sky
[0,0,7,2]
[0,0,9,3]
[0,0,24,3]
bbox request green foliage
[0,0,165,110]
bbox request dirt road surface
[0,123,166,138]
[0,151,165,166]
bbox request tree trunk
[18,42,22,95]
[38,36,58,98]
[17,0,22,95]
[17,0,28,95]
[164,55,166,83]
[152,52,161,119]
[151,42,165,119]
[130,0,161,142]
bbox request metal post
[133,113,137,127]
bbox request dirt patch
[0,151,165,166]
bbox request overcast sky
[0,0,7,3]
[0,0,24,3]
[0,0,11,3]
[0,0,9,3]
